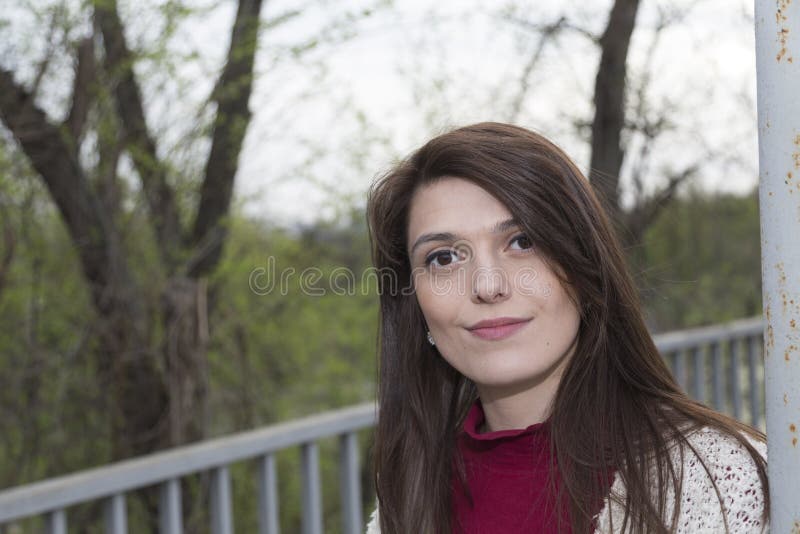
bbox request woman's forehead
[406,177,513,244]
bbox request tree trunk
[588,0,641,231]
[162,276,209,446]
[98,291,167,460]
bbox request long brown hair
[365,122,768,533]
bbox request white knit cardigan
[365,426,768,533]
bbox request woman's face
[406,176,581,398]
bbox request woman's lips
[467,319,532,340]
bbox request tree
[588,0,642,228]
[505,0,710,252]
[0,0,264,462]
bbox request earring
[426,330,436,346]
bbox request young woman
[364,123,768,533]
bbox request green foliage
[0,143,108,491]
[207,209,378,430]
[636,185,762,332]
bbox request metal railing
[0,315,767,533]
[0,403,375,534]
[656,315,765,430]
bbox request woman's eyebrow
[409,217,519,256]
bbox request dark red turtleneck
[450,398,607,534]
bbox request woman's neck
[476,369,563,432]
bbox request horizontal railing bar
[652,316,763,353]
[0,402,375,522]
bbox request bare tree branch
[625,164,697,243]
[0,67,117,298]
[29,4,64,99]
[94,0,182,267]
[188,0,264,277]
[64,37,96,144]
[0,201,15,299]
[502,13,600,44]
[507,16,566,123]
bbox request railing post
[257,454,280,534]
[104,494,127,534]
[711,341,724,411]
[729,338,743,421]
[210,466,233,534]
[755,0,800,528]
[339,432,362,534]
[159,478,182,534]
[674,350,687,392]
[691,346,705,403]
[47,509,66,534]
[746,335,762,429]
[301,442,323,534]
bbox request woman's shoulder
[365,427,768,533]
[595,425,768,533]
[683,424,767,461]
[678,426,767,530]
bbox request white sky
[241,0,760,226]
[1,0,760,228]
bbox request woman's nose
[469,256,510,304]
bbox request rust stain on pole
[777,0,793,61]
[768,324,775,350]
[794,134,800,169]
[778,28,790,61]
[766,301,775,349]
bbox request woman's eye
[510,233,533,250]
[425,249,461,268]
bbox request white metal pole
[754,0,800,529]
